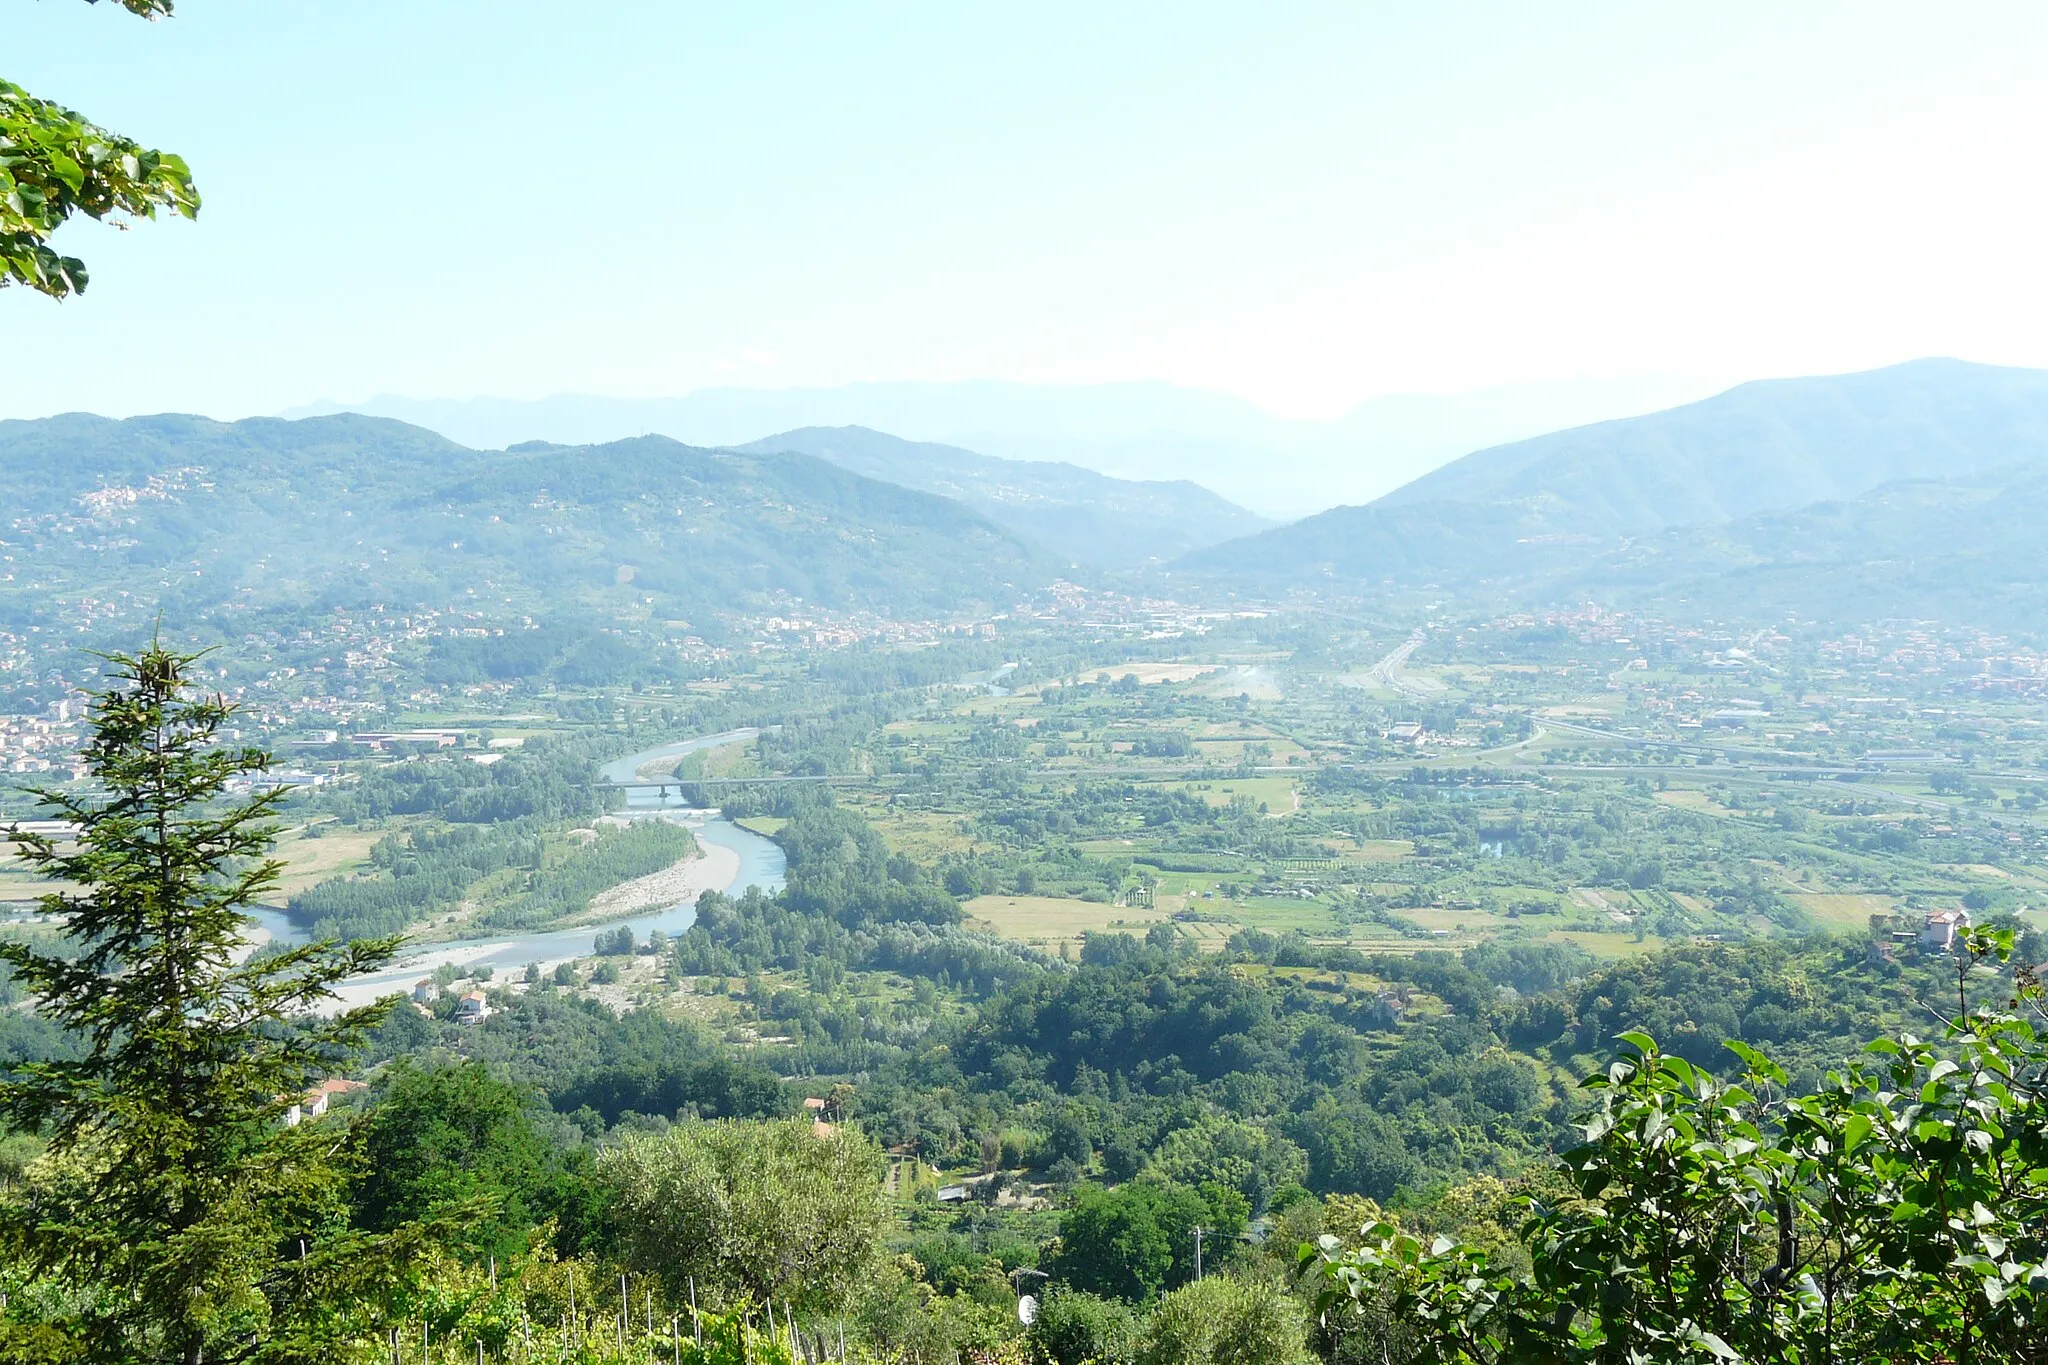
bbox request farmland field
[963,893,1170,953]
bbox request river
[254,730,787,1007]
[955,662,1017,697]
[596,726,766,788]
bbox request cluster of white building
[0,701,85,779]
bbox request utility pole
[1193,1225,1205,1281]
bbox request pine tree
[0,641,409,1363]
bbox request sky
[8,2,2048,423]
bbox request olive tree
[1136,1275,1311,1365]
[599,1117,887,1313]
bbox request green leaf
[0,74,198,298]
[1692,1329,1740,1360]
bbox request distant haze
[731,426,1268,568]
[19,9,2048,431]
[286,373,1713,519]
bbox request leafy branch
[2,0,197,297]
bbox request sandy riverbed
[314,841,740,1013]
[559,841,739,927]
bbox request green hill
[1560,459,2048,630]
[0,413,1053,638]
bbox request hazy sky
[8,2,2048,421]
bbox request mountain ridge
[280,373,1715,518]
[0,413,1055,640]
[1377,357,2048,530]
[731,425,1267,567]
[1176,359,2048,607]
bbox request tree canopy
[1309,929,2048,1364]
[598,1117,888,1313]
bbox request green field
[963,893,1170,953]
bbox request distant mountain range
[284,373,1714,519]
[17,358,2048,648]
[733,426,1266,567]
[0,414,1051,639]
[1176,359,2048,629]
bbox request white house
[1922,908,1971,952]
[284,1077,366,1126]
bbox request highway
[1365,629,1435,698]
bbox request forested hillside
[1380,357,2048,525]
[0,413,1053,639]
[1556,456,2048,630]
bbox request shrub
[1029,1287,1138,1364]
[1136,1276,1310,1365]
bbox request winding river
[254,730,786,1006]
